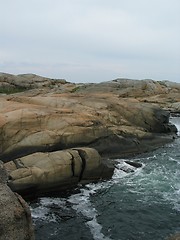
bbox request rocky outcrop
[0,92,177,162]
[170,102,180,113]
[4,148,113,198]
[71,78,180,112]
[0,74,178,173]
[0,73,179,238]
[0,72,67,90]
[0,74,179,186]
[0,162,34,240]
[114,160,143,174]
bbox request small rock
[125,161,142,168]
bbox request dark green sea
[30,117,180,240]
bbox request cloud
[0,0,179,83]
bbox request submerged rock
[125,160,142,168]
[115,160,142,174]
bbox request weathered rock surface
[0,74,179,183]
[167,233,180,240]
[0,74,179,163]
[4,147,113,198]
[72,78,180,111]
[0,73,179,238]
[0,162,34,240]
[0,90,178,161]
[0,72,68,90]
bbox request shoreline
[0,73,179,240]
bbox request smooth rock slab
[5,147,114,198]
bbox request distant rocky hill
[0,72,68,93]
[71,78,180,112]
[0,73,179,111]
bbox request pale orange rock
[0,75,179,161]
[1,74,179,240]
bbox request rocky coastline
[0,73,180,239]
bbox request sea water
[30,117,180,240]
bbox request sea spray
[30,117,180,240]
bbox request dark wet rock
[119,165,135,173]
[115,160,142,173]
[125,161,142,168]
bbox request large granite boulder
[4,148,114,198]
[0,91,177,161]
[0,162,34,240]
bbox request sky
[0,0,179,83]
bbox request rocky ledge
[0,73,179,239]
[0,74,179,194]
[5,147,114,198]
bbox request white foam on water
[31,197,67,222]
[30,184,113,239]
[162,169,180,212]
[30,205,50,221]
[66,161,144,240]
[68,185,111,240]
[112,159,145,183]
[112,165,128,181]
[87,217,110,240]
[31,159,145,240]
[170,117,180,136]
[40,197,67,208]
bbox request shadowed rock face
[0,162,34,240]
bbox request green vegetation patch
[71,86,81,93]
[0,86,29,94]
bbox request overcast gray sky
[0,0,179,83]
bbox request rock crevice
[0,74,179,239]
